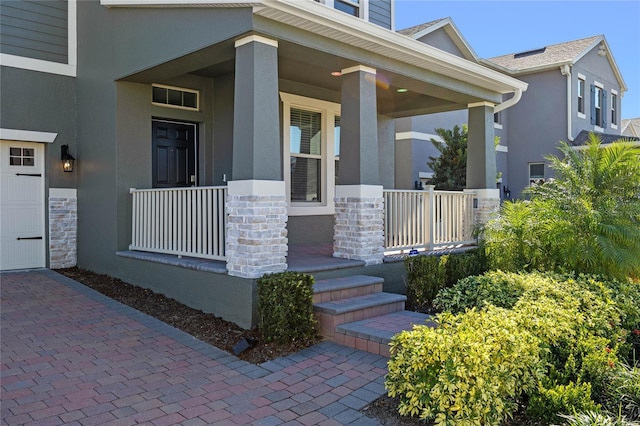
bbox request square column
[334,185,384,265]
[466,102,500,224]
[226,180,288,278]
[467,102,497,190]
[339,65,379,186]
[233,35,281,181]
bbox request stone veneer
[49,188,77,269]
[334,185,384,265]
[225,180,288,279]
[464,188,501,225]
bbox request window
[152,84,199,111]
[590,83,607,128]
[9,147,35,166]
[281,93,340,215]
[493,111,503,129]
[529,163,544,185]
[577,77,585,115]
[611,91,618,127]
[334,0,359,16]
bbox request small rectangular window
[9,147,35,167]
[611,93,617,125]
[577,78,585,114]
[152,84,199,111]
[529,163,544,185]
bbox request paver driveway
[1,270,388,425]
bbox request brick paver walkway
[1,270,388,425]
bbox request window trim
[529,162,545,185]
[280,92,341,216]
[611,89,618,129]
[151,83,200,111]
[577,74,586,118]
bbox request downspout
[560,64,574,141]
[493,87,522,114]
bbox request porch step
[312,275,384,304]
[334,311,436,357]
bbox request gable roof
[572,130,639,147]
[621,118,640,138]
[482,35,627,92]
[397,17,478,62]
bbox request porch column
[334,65,384,265]
[466,102,500,225]
[226,35,287,278]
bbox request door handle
[15,173,42,177]
[16,236,43,240]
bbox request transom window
[281,93,341,216]
[9,147,35,166]
[152,84,199,111]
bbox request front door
[152,120,196,188]
[0,141,45,270]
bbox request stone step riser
[314,300,405,340]
[332,331,392,358]
[312,282,383,304]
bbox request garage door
[0,141,45,270]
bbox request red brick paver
[1,270,386,425]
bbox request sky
[394,0,640,120]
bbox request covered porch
[113,0,526,280]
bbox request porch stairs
[312,275,434,357]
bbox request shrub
[257,271,317,343]
[605,362,640,421]
[559,410,637,426]
[404,249,487,310]
[527,380,599,424]
[386,306,543,425]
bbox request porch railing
[383,188,475,252]
[130,186,227,261]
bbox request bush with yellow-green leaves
[386,272,639,425]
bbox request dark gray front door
[152,120,196,188]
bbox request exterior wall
[572,47,622,136]
[288,216,334,244]
[368,0,392,30]
[416,28,465,58]
[505,69,566,198]
[0,0,68,63]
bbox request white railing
[383,188,475,251]
[130,186,227,261]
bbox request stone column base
[464,188,501,226]
[49,188,77,269]
[226,180,288,279]
[334,185,384,265]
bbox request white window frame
[529,162,545,185]
[611,89,618,129]
[281,93,341,216]
[594,81,604,131]
[321,0,367,19]
[577,74,586,119]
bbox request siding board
[368,0,391,29]
[0,0,68,64]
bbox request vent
[514,47,546,59]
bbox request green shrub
[605,362,640,421]
[386,306,543,425]
[257,271,317,343]
[558,411,636,426]
[404,249,487,310]
[434,270,526,313]
[527,380,599,424]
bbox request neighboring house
[622,118,640,138]
[0,0,527,328]
[398,23,629,199]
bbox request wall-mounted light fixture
[61,144,75,172]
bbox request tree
[484,133,640,280]
[426,125,467,190]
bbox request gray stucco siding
[416,28,466,58]
[0,0,68,63]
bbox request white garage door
[0,141,45,270]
